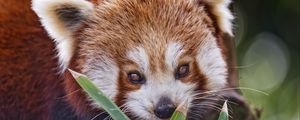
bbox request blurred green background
[234,0,299,120]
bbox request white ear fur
[32,0,94,71]
[203,0,234,36]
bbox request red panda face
[32,0,233,119]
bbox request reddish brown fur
[68,0,225,115]
[1,0,235,119]
[199,1,235,86]
[0,0,60,119]
[0,0,102,119]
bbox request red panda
[0,0,245,120]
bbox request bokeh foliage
[234,0,299,119]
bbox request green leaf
[170,111,186,120]
[218,100,229,120]
[68,69,130,120]
[170,99,188,120]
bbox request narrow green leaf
[218,100,229,120]
[170,111,186,120]
[68,69,130,120]
[170,99,188,120]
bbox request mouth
[185,90,258,120]
[93,91,252,120]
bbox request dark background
[234,0,299,119]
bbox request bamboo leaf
[170,111,186,120]
[170,99,188,120]
[68,69,130,120]
[218,100,229,120]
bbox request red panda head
[32,0,234,119]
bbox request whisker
[103,115,112,120]
[193,104,222,112]
[192,100,235,119]
[237,87,269,96]
[192,94,238,105]
[90,111,107,120]
[90,103,130,120]
[191,87,268,97]
[232,63,256,69]
[196,104,233,119]
[55,89,81,99]
[188,110,204,119]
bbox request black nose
[154,97,176,119]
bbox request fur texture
[0,0,78,119]
[60,0,231,119]
[32,0,94,71]
[203,0,234,36]
[0,0,235,119]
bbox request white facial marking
[127,79,196,119]
[125,44,196,119]
[197,35,228,90]
[165,42,185,70]
[82,55,119,101]
[127,47,149,72]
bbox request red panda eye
[127,71,145,84]
[175,64,189,79]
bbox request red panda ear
[202,0,234,36]
[32,0,94,71]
